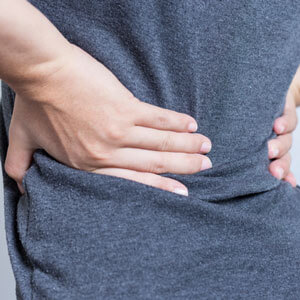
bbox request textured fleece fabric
[1,1,300,299]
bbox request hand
[268,87,298,187]
[4,44,212,197]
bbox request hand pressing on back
[5,44,212,196]
[268,76,299,187]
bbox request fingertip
[268,140,279,159]
[173,187,189,196]
[201,156,212,171]
[188,122,198,132]
[276,167,284,179]
[274,119,285,134]
[284,172,297,188]
[268,163,277,178]
[200,141,212,153]
[269,162,285,180]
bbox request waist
[163,140,281,202]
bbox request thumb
[4,127,36,194]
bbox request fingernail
[269,146,279,158]
[277,124,285,134]
[276,167,284,179]
[173,188,188,196]
[188,122,198,132]
[201,157,212,171]
[200,142,212,153]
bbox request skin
[268,67,300,187]
[0,0,299,197]
[0,0,212,197]
[290,66,300,107]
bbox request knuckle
[160,132,173,151]
[148,156,166,173]
[105,123,126,141]
[84,144,112,164]
[91,149,112,163]
[156,114,169,128]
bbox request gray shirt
[1,1,300,299]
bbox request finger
[134,101,198,132]
[274,114,297,135]
[123,126,212,154]
[268,133,292,159]
[92,147,212,175]
[273,89,298,134]
[283,171,297,188]
[92,167,189,196]
[4,133,35,194]
[268,152,291,180]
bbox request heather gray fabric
[1,1,300,299]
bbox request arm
[1,0,212,196]
[0,0,71,93]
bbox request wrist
[0,0,74,97]
[8,41,75,101]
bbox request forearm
[0,0,71,93]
